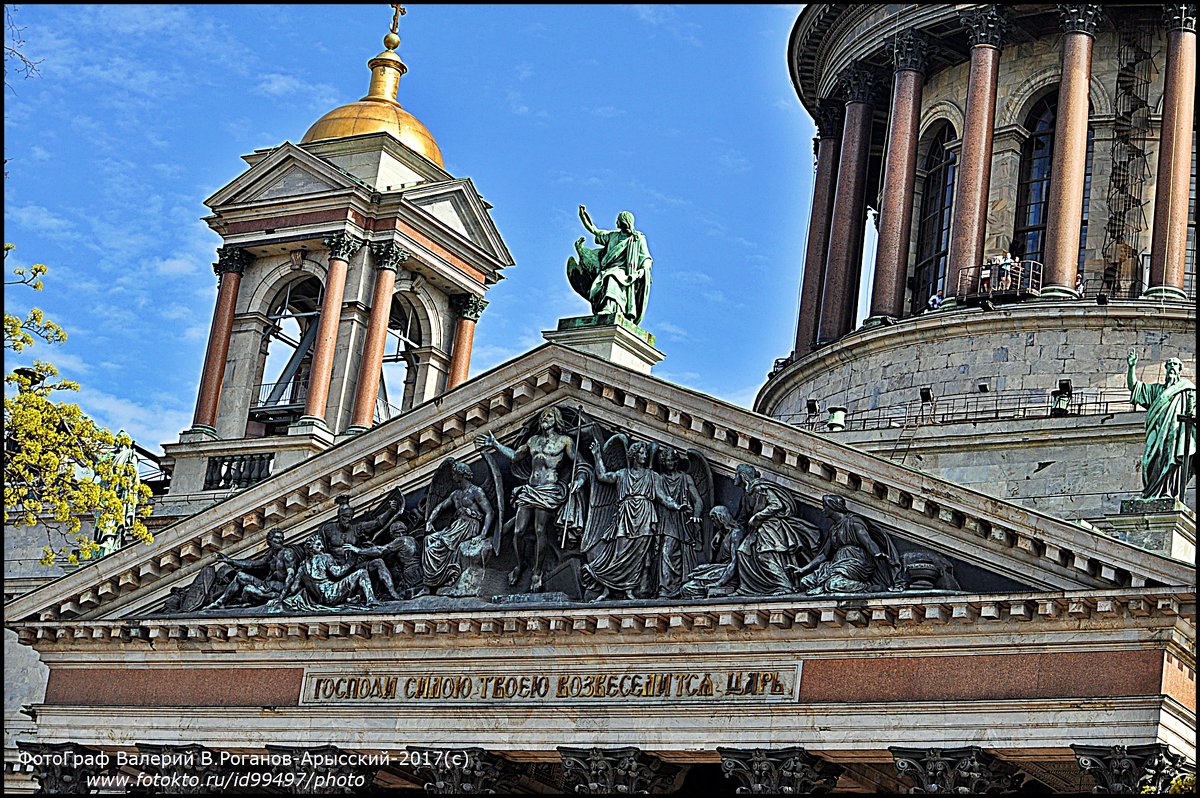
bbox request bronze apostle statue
[1126,350,1197,501]
[566,205,653,325]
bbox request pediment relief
[205,142,363,211]
[5,346,1192,627]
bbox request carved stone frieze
[322,233,364,263]
[717,746,844,794]
[1071,743,1193,794]
[892,29,931,74]
[1162,3,1197,32]
[959,5,1009,49]
[890,746,1024,794]
[213,246,253,277]
[451,294,489,322]
[15,742,117,794]
[407,747,515,794]
[1058,4,1104,36]
[370,241,411,272]
[558,746,678,794]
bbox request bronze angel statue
[413,458,498,597]
[579,435,690,601]
[566,205,653,325]
[653,446,713,598]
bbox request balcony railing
[204,452,275,491]
[251,379,309,410]
[779,388,1136,433]
[956,259,1043,300]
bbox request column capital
[558,747,678,795]
[890,746,1024,794]
[1072,744,1192,794]
[213,246,253,277]
[718,747,844,794]
[1162,3,1197,32]
[322,232,364,263]
[1058,4,1105,36]
[892,28,932,74]
[814,98,844,140]
[959,5,1009,49]
[370,241,411,272]
[451,293,489,321]
[836,62,880,106]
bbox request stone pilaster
[1071,744,1192,794]
[405,747,513,794]
[558,746,678,794]
[890,746,1024,794]
[717,747,844,794]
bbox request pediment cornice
[5,346,1194,626]
[205,142,370,211]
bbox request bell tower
[160,9,513,516]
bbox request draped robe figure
[567,206,653,325]
[1127,352,1198,500]
[733,464,820,595]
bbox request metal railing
[374,396,403,424]
[204,452,275,491]
[956,259,1043,299]
[251,379,309,409]
[780,388,1136,433]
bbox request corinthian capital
[1162,4,1197,32]
[322,232,364,263]
[892,29,932,74]
[451,293,489,321]
[836,63,879,105]
[370,241,411,272]
[1058,4,1104,36]
[213,246,253,277]
[959,5,1009,49]
[814,99,844,140]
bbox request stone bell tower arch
[160,10,513,517]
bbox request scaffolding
[1100,17,1155,294]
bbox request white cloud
[153,256,198,276]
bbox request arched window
[1012,91,1094,271]
[247,277,323,437]
[912,123,958,314]
[379,294,422,419]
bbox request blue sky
[4,4,856,454]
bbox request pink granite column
[191,247,253,433]
[446,295,488,390]
[1041,5,1103,298]
[1146,3,1197,300]
[816,64,877,344]
[948,5,1007,298]
[869,29,930,322]
[795,101,842,353]
[301,232,362,426]
[348,243,408,432]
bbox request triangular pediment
[399,179,514,265]
[5,345,1193,626]
[205,142,366,210]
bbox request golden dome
[301,40,444,168]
